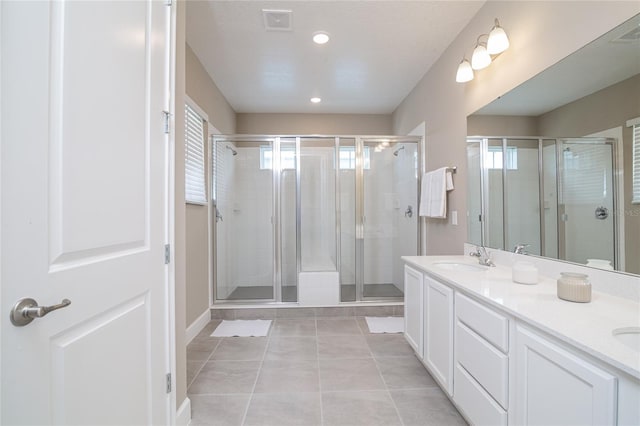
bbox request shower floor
[225,284,402,301]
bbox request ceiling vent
[262,9,292,31]
[610,25,640,43]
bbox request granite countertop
[402,255,640,380]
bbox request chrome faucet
[470,246,495,267]
[513,244,530,254]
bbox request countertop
[402,255,640,380]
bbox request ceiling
[186,1,485,114]
[475,13,640,116]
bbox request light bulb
[487,19,509,54]
[310,97,321,103]
[312,32,330,45]
[471,43,491,70]
[456,58,474,83]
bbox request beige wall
[237,113,392,135]
[184,44,236,329]
[186,45,236,135]
[467,115,538,136]
[392,0,640,255]
[538,74,640,274]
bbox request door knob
[10,297,71,327]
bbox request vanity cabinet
[424,276,454,395]
[402,261,635,426]
[514,325,617,425]
[454,293,509,425]
[403,265,423,356]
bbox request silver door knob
[10,297,71,327]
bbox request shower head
[393,145,405,156]
[226,145,238,156]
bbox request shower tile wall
[300,146,336,271]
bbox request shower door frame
[210,134,424,305]
[355,136,423,302]
[469,135,621,270]
[210,135,284,304]
[556,137,620,269]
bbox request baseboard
[176,397,191,426]
[186,309,211,344]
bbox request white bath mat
[365,316,404,334]
[211,320,272,337]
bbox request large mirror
[467,13,640,275]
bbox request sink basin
[433,262,488,272]
[613,327,640,351]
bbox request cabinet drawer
[454,364,508,426]
[456,320,508,409]
[455,292,508,352]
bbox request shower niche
[211,135,422,304]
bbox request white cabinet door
[1,1,172,424]
[514,325,617,425]
[404,265,424,356]
[424,276,454,395]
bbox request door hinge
[164,244,171,264]
[166,373,172,393]
[165,0,172,6]
[162,110,171,134]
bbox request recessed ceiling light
[310,97,322,103]
[312,32,330,45]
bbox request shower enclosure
[211,135,422,304]
[467,136,620,268]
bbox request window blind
[633,123,640,204]
[185,103,206,204]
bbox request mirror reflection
[467,14,640,275]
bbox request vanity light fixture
[310,97,322,103]
[471,36,492,70]
[487,19,510,54]
[312,31,330,45]
[455,58,474,83]
[456,18,509,83]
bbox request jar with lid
[557,272,591,303]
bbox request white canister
[512,261,538,285]
[557,272,591,303]
[586,259,613,270]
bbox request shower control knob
[405,205,413,218]
[595,206,608,220]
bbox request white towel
[419,167,454,218]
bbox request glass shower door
[558,139,615,266]
[505,139,541,255]
[213,138,275,301]
[361,139,418,299]
[339,138,357,302]
[280,137,298,302]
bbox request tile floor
[187,316,467,426]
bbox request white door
[1,1,172,425]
